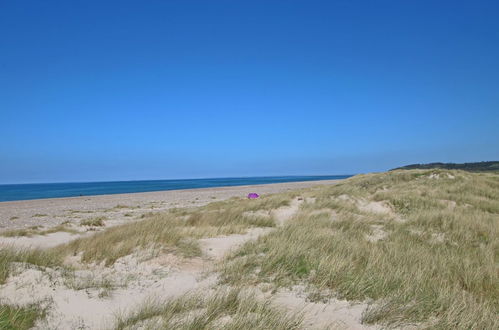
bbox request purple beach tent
[247,193,259,199]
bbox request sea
[0,175,352,202]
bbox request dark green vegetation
[392,160,499,172]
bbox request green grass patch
[0,304,46,330]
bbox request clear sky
[1,1,498,184]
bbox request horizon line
[0,173,356,186]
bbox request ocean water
[0,175,352,202]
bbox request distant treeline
[392,161,499,172]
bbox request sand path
[272,197,303,226]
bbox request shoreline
[0,179,343,231]
[0,175,351,203]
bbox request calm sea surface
[0,175,352,202]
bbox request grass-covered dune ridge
[220,169,499,328]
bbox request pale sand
[0,198,305,329]
[0,179,341,231]
[0,178,377,329]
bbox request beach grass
[218,169,499,328]
[0,248,62,284]
[0,169,496,328]
[115,287,301,330]
[0,304,46,330]
[0,224,79,238]
[53,193,292,266]
[80,216,107,227]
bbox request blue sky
[1,0,498,184]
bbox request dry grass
[63,272,116,294]
[115,287,301,330]
[67,209,94,214]
[0,224,79,238]
[0,226,43,237]
[2,170,496,328]
[108,204,140,211]
[219,170,499,329]
[0,248,62,284]
[53,193,292,266]
[80,216,107,227]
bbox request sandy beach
[0,170,497,329]
[0,178,355,329]
[0,179,341,232]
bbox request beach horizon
[0,175,351,203]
